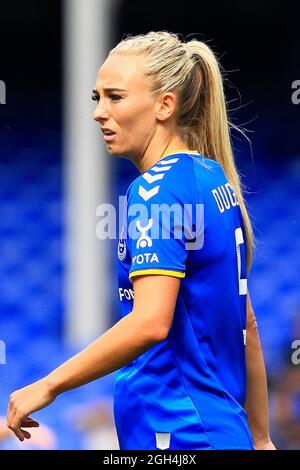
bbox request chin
[105,144,119,156]
[106,145,133,160]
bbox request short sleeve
[125,156,200,280]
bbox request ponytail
[180,40,254,271]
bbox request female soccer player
[7,32,275,450]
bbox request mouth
[101,128,116,143]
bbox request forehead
[96,53,149,91]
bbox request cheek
[117,100,155,134]
[129,109,155,139]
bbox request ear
[156,92,177,122]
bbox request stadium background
[0,0,299,449]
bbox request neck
[131,132,189,174]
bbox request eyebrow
[92,87,127,94]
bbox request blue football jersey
[115,150,254,450]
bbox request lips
[101,127,116,142]
[101,127,115,135]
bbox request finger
[21,429,32,440]
[10,410,28,439]
[20,418,40,428]
[22,416,36,422]
[10,410,21,430]
[21,417,39,425]
[6,398,29,442]
[7,402,19,437]
[7,397,19,430]
[12,427,25,442]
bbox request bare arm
[245,293,276,449]
[7,275,180,441]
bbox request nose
[93,101,109,122]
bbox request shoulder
[128,152,198,205]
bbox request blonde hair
[110,32,254,271]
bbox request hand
[254,439,276,450]
[7,378,56,441]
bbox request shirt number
[235,227,247,295]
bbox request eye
[109,93,122,101]
[92,94,100,103]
